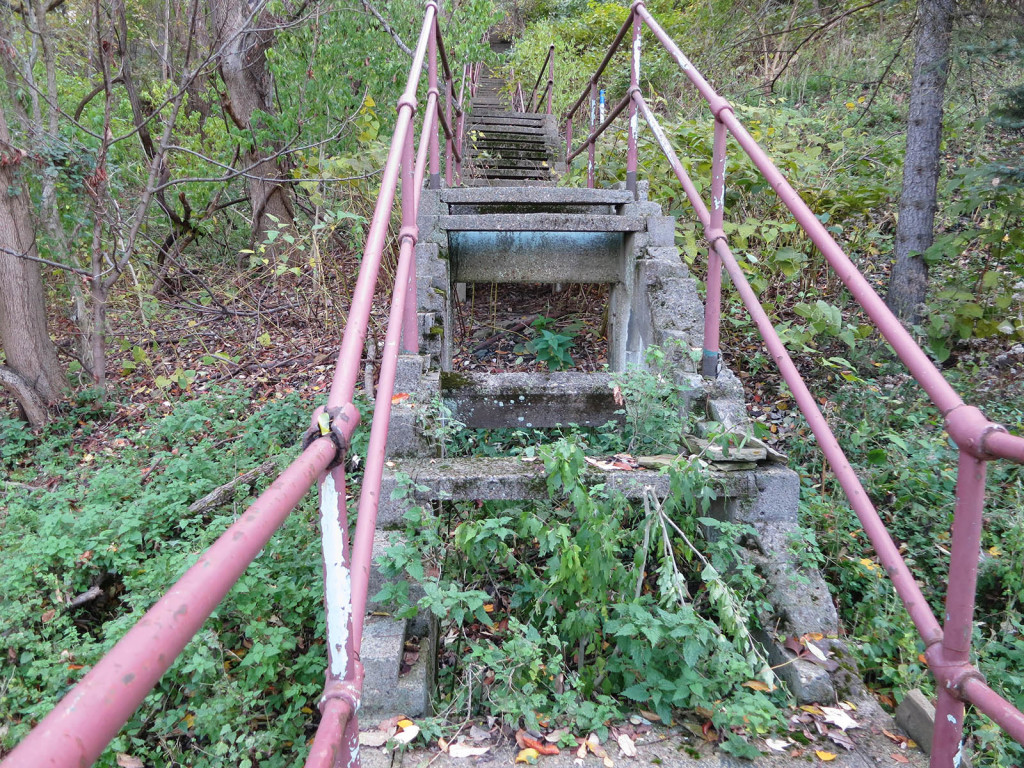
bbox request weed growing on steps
[376,443,785,756]
[377,347,787,756]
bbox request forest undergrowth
[2,0,1023,764]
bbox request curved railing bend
[0,2,475,767]
[555,3,1024,766]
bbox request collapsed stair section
[356,181,844,721]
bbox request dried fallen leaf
[115,755,144,768]
[742,680,775,692]
[765,738,790,752]
[41,609,56,624]
[359,730,390,747]
[393,725,420,744]
[815,750,837,761]
[545,728,569,743]
[805,641,828,662]
[449,743,491,758]
[891,754,910,763]
[638,710,661,722]
[516,748,540,764]
[522,736,559,756]
[576,740,588,759]
[396,719,415,729]
[469,725,492,741]
[828,730,856,751]
[616,733,637,758]
[820,705,860,732]
[391,393,410,404]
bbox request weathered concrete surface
[441,371,619,428]
[359,718,926,768]
[441,186,634,205]
[360,615,432,721]
[440,213,645,232]
[896,690,935,755]
[449,231,624,284]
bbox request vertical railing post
[626,7,640,194]
[588,80,597,188]
[444,76,454,188]
[456,64,467,184]
[427,11,441,189]
[308,462,362,768]
[702,117,726,378]
[547,44,554,115]
[930,452,988,768]
[565,117,573,168]
[401,112,419,354]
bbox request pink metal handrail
[521,44,555,114]
[561,2,1024,765]
[1,2,469,767]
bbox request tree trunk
[209,0,295,256]
[0,106,63,422]
[886,0,955,325]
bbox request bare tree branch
[360,0,411,57]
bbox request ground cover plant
[0,388,338,767]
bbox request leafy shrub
[0,388,330,767]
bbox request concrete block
[442,371,619,429]
[449,231,624,284]
[646,216,676,246]
[764,637,836,704]
[359,615,433,722]
[896,690,935,755]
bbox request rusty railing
[0,2,473,767]
[517,43,555,114]
[558,3,1024,766]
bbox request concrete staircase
[463,65,564,186]
[360,50,849,736]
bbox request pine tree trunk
[0,106,63,423]
[210,0,295,257]
[886,0,956,325]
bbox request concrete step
[440,187,634,206]
[468,169,555,180]
[441,371,618,428]
[467,122,547,135]
[359,615,432,721]
[439,213,644,232]
[469,109,546,122]
[470,148,550,160]
[463,178,558,187]
[470,136,549,146]
[471,158,552,170]
[378,456,673,527]
[448,228,623,283]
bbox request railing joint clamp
[944,403,1007,459]
[319,672,364,714]
[399,225,419,247]
[397,95,418,115]
[303,402,361,469]
[705,228,727,249]
[709,96,734,121]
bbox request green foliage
[610,343,696,454]
[517,316,577,370]
[794,365,1024,764]
[377,406,787,741]
[0,388,336,767]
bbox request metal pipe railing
[1,1,473,765]
[559,2,1024,765]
